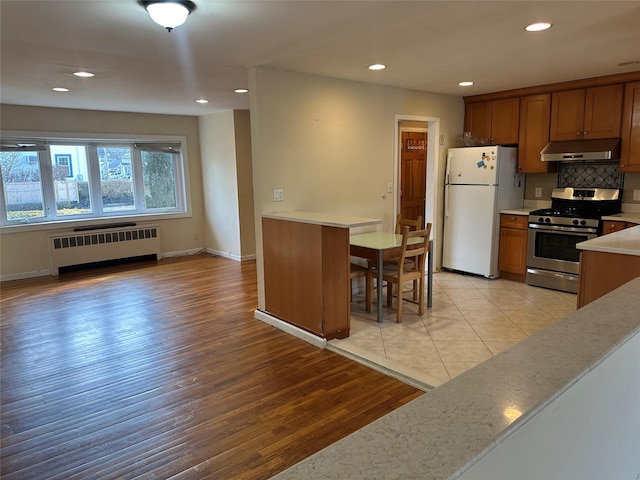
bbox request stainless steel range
[526,187,622,293]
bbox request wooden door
[620,81,640,172]
[490,98,519,145]
[400,131,426,224]
[583,84,623,139]
[517,93,554,174]
[464,102,491,142]
[550,89,586,141]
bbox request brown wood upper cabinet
[517,93,554,174]
[464,98,519,145]
[620,81,640,173]
[550,84,624,141]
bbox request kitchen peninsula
[577,225,640,308]
[260,211,380,343]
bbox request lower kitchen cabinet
[498,213,528,282]
[601,219,640,235]
[601,220,628,235]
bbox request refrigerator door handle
[444,185,449,218]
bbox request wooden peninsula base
[577,225,640,308]
[262,212,380,340]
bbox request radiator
[48,223,161,275]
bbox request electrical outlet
[634,189,640,201]
[387,182,393,193]
[535,187,542,198]
[273,188,284,202]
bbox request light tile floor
[328,271,577,391]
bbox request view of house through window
[0,134,188,227]
[0,149,46,221]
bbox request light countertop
[499,208,532,216]
[262,211,381,228]
[602,212,640,224]
[272,278,640,480]
[577,224,640,256]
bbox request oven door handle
[528,223,598,234]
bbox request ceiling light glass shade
[141,1,196,32]
[368,64,386,71]
[525,22,552,32]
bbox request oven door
[527,223,597,274]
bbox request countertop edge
[271,278,640,480]
[577,224,640,256]
[262,211,382,228]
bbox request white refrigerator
[442,146,524,278]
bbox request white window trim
[0,130,192,234]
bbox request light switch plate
[273,188,284,202]
[535,187,542,198]
[634,189,640,201]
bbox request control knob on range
[580,220,587,225]
[544,218,551,223]
[538,217,544,222]
[573,219,579,225]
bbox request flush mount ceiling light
[140,0,196,32]
[525,22,552,32]
[368,64,386,71]
[52,87,69,92]
[458,81,474,87]
[195,99,208,104]
[234,88,249,93]
[73,71,95,78]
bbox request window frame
[0,131,192,233]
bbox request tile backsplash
[557,162,623,189]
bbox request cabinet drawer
[500,214,528,229]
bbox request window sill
[0,211,192,235]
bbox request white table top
[577,224,640,256]
[263,211,381,228]
[350,231,423,249]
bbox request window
[0,133,189,227]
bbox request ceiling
[1,1,639,117]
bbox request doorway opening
[394,115,441,269]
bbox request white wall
[199,111,242,259]
[199,110,255,261]
[0,104,204,279]
[458,329,640,480]
[233,110,256,259]
[249,67,464,308]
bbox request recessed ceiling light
[195,99,209,104]
[368,64,386,71]
[458,81,474,87]
[234,88,249,93]
[525,22,552,32]
[52,87,69,92]
[73,71,95,78]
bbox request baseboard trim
[254,309,327,349]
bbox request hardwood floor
[0,255,421,479]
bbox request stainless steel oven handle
[528,223,598,234]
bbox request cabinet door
[518,93,554,173]
[464,102,491,143]
[491,98,519,145]
[583,84,623,139]
[601,220,627,235]
[620,81,640,173]
[550,89,586,141]
[498,227,528,275]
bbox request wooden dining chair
[383,223,432,323]
[391,214,423,300]
[395,213,423,234]
[350,262,373,312]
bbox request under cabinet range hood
[540,138,620,162]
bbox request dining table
[349,231,433,323]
